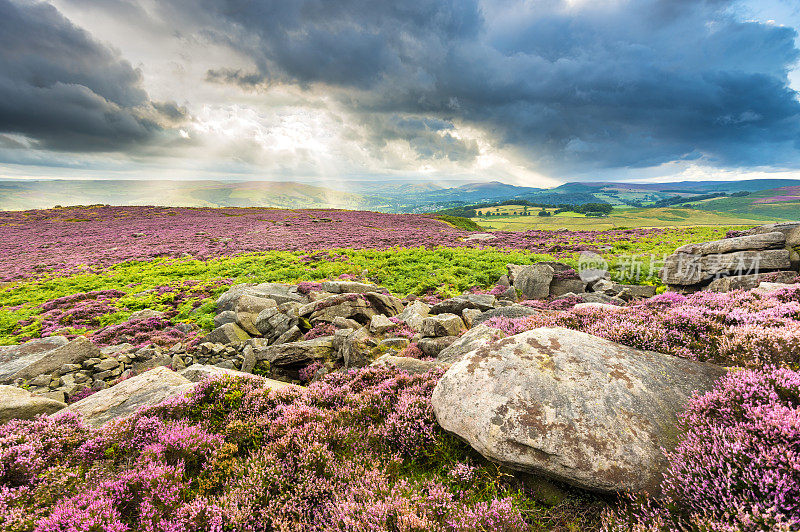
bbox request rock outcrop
[431,327,727,494]
[0,385,67,423]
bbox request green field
[473,206,770,230]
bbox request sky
[1,0,799,188]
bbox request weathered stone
[757,281,798,293]
[337,328,375,368]
[548,278,585,298]
[369,314,395,334]
[95,358,120,371]
[216,283,305,312]
[573,302,621,311]
[29,374,52,387]
[472,305,539,327]
[321,280,380,294]
[462,233,496,241]
[63,367,194,427]
[255,308,297,341]
[255,336,335,366]
[129,309,165,321]
[462,308,482,328]
[437,324,503,364]
[213,310,237,328]
[496,274,511,287]
[430,294,497,315]
[0,385,66,423]
[421,313,464,337]
[364,292,405,317]
[38,390,67,404]
[3,337,99,384]
[333,316,361,329]
[171,354,187,371]
[132,353,172,373]
[616,284,657,301]
[370,355,444,374]
[431,327,727,494]
[241,344,256,373]
[300,294,378,324]
[513,264,554,299]
[570,292,625,306]
[380,337,410,349]
[675,232,786,255]
[396,300,430,331]
[235,295,278,335]
[0,337,70,384]
[662,249,791,286]
[707,271,799,292]
[203,323,251,345]
[418,336,458,357]
[273,326,303,345]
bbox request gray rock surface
[5,337,99,383]
[0,336,69,384]
[203,323,251,345]
[549,278,585,298]
[513,264,555,299]
[370,355,444,374]
[0,385,67,423]
[662,249,791,285]
[418,336,458,357]
[429,294,496,315]
[431,327,726,494]
[436,324,503,364]
[707,271,799,292]
[472,306,539,327]
[321,280,380,294]
[62,367,194,427]
[254,336,335,366]
[235,295,278,335]
[674,232,786,255]
[421,313,464,337]
[255,308,297,341]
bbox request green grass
[434,214,484,231]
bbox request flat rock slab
[62,366,194,427]
[662,249,791,285]
[0,385,67,423]
[179,364,296,391]
[0,336,69,384]
[254,336,335,366]
[2,337,98,384]
[431,327,726,494]
[674,231,785,255]
[370,355,445,374]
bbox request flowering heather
[89,317,195,348]
[0,205,730,280]
[606,367,800,531]
[0,369,600,531]
[302,322,336,340]
[487,285,800,368]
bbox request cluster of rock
[662,222,800,292]
[3,237,799,495]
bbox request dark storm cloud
[0,0,184,152]
[173,0,800,172]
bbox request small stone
[58,363,82,375]
[421,314,464,337]
[380,337,410,349]
[95,358,120,371]
[369,314,395,334]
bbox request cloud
[163,0,800,174]
[0,0,185,152]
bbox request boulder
[0,336,69,384]
[129,309,165,321]
[299,294,377,324]
[62,367,194,427]
[707,271,799,292]
[235,295,278,336]
[429,294,496,315]
[179,363,256,382]
[216,283,305,312]
[321,280,380,294]
[0,385,67,423]
[662,249,791,286]
[421,314,464,337]
[213,310,237,328]
[273,325,303,345]
[513,264,554,300]
[472,305,539,327]
[380,337,410,349]
[418,336,458,357]
[202,323,251,345]
[616,285,657,301]
[396,300,430,331]
[370,355,444,374]
[363,292,405,317]
[573,302,621,311]
[757,282,799,293]
[335,328,376,368]
[549,278,585,298]
[4,337,99,384]
[674,232,786,255]
[431,327,727,494]
[436,324,503,364]
[254,336,335,367]
[255,308,297,341]
[369,314,395,334]
[462,308,482,328]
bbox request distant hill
[2,178,800,218]
[692,185,800,221]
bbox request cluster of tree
[650,192,727,208]
[439,199,613,218]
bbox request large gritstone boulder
[431,327,726,494]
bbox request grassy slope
[692,187,800,221]
[473,207,767,230]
